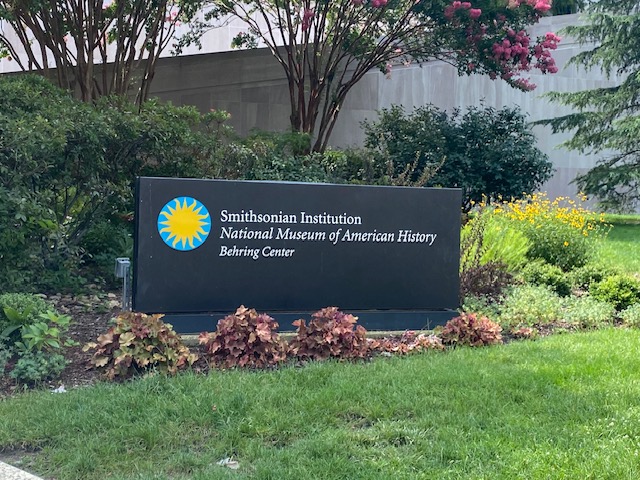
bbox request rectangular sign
[133,177,461,328]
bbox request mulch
[1,292,125,398]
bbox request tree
[204,0,560,151]
[539,0,640,211]
[0,0,204,105]
[363,103,553,211]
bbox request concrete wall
[149,13,619,202]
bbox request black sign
[133,177,461,331]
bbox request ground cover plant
[2,329,640,479]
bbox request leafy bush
[83,312,197,380]
[569,263,619,290]
[461,208,530,273]
[620,304,640,327]
[460,295,502,320]
[590,275,640,310]
[521,262,572,297]
[562,296,616,329]
[9,351,67,384]
[499,285,563,328]
[440,313,503,347]
[494,193,609,271]
[0,75,241,292]
[477,215,531,272]
[15,311,78,353]
[199,306,287,368]
[362,104,553,212]
[289,307,369,361]
[0,293,53,345]
[80,220,133,287]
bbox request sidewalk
[0,461,43,480]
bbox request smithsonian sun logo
[157,197,211,251]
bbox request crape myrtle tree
[0,0,204,105]
[204,0,561,152]
[539,0,640,211]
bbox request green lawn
[597,223,640,274]
[2,328,640,479]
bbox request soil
[1,291,132,398]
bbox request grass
[2,328,640,479]
[603,214,640,225]
[596,223,640,274]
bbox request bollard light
[114,257,131,311]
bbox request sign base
[160,310,459,334]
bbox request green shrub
[83,312,198,380]
[569,263,619,290]
[562,296,616,329]
[0,293,53,344]
[478,215,531,271]
[590,275,640,310]
[362,104,553,212]
[199,306,287,368]
[620,304,640,327]
[494,193,609,271]
[522,262,572,297]
[461,210,530,273]
[440,313,503,347]
[460,295,502,320]
[499,285,563,328]
[80,220,133,288]
[9,351,67,384]
[15,311,78,354]
[289,307,369,361]
[0,76,242,293]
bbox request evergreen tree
[541,0,640,211]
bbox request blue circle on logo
[157,197,211,251]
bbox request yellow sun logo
[157,197,211,251]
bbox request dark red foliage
[289,307,369,361]
[199,306,287,368]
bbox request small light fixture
[114,257,131,311]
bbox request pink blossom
[372,0,388,7]
[351,0,364,5]
[461,2,471,8]
[302,8,314,31]
[534,0,552,12]
[469,8,481,19]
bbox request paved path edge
[0,461,44,480]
